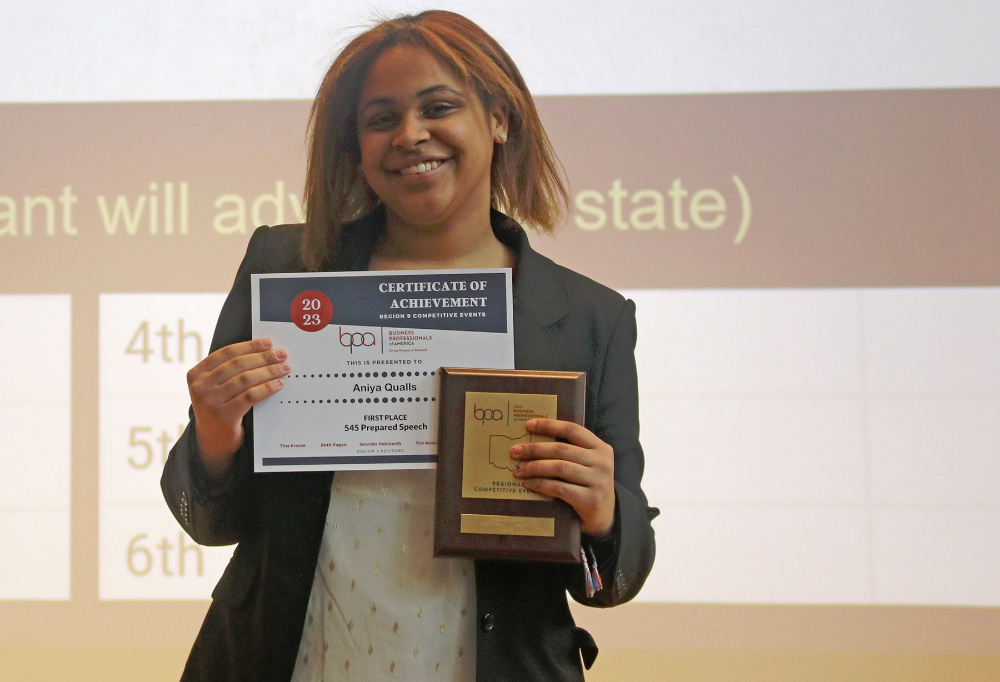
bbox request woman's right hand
[187,337,290,476]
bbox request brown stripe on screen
[2,89,998,293]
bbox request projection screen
[2,2,999,680]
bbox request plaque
[434,368,585,562]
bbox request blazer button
[481,613,495,632]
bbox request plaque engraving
[461,391,556,501]
[460,514,555,537]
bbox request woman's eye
[366,113,397,131]
[424,101,457,118]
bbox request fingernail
[275,349,287,361]
[510,445,521,456]
[525,420,537,429]
[275,378,284,387]
[260,338,273,348]
[280,363,291,373]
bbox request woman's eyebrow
[415,84,464,98]
[358,96,394,114]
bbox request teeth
[400,160,442,176]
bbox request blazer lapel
[503,221,570,372]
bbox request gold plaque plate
[461,391,557,501]
[460,514,555,537]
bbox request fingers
[214,359,290,404]
[522,418,604,450]
[516,469,615,538]
[511,439,611,488]
[223,372,288,410]
[508,419,607,468]
[509,419,616,537]
[196,337,275,374]
[190,340,287,391]
[510,438,588,466]
[188,338,290,423]
[513,456,596,488]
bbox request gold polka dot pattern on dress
[294,471,476,681]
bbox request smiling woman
[300,10,567,272]
[160,10,656,682]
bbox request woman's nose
[393,112,430,149]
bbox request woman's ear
[490,103,509,144]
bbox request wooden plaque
[434,368,585,563]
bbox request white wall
[3,1,999,102]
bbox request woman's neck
[369,211,515,271]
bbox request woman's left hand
[510,419,616,539]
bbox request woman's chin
[386,202,457,231]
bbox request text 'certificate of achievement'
[250,268,514,472]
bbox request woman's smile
[392,157,447,177]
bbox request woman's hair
[300,10,569,270]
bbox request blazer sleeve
[160,226,272,546]
[569,298,658,607]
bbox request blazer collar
[326,208,571,329]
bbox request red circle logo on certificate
[291,290,333,332]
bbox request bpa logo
[473,403,503,424]
[339,327,376,353]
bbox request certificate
[250,268,514,472]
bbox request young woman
[162,11,656,682]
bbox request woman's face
[357,45,506,231]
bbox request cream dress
[290,469,476,681]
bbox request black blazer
[162,210,657,682]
